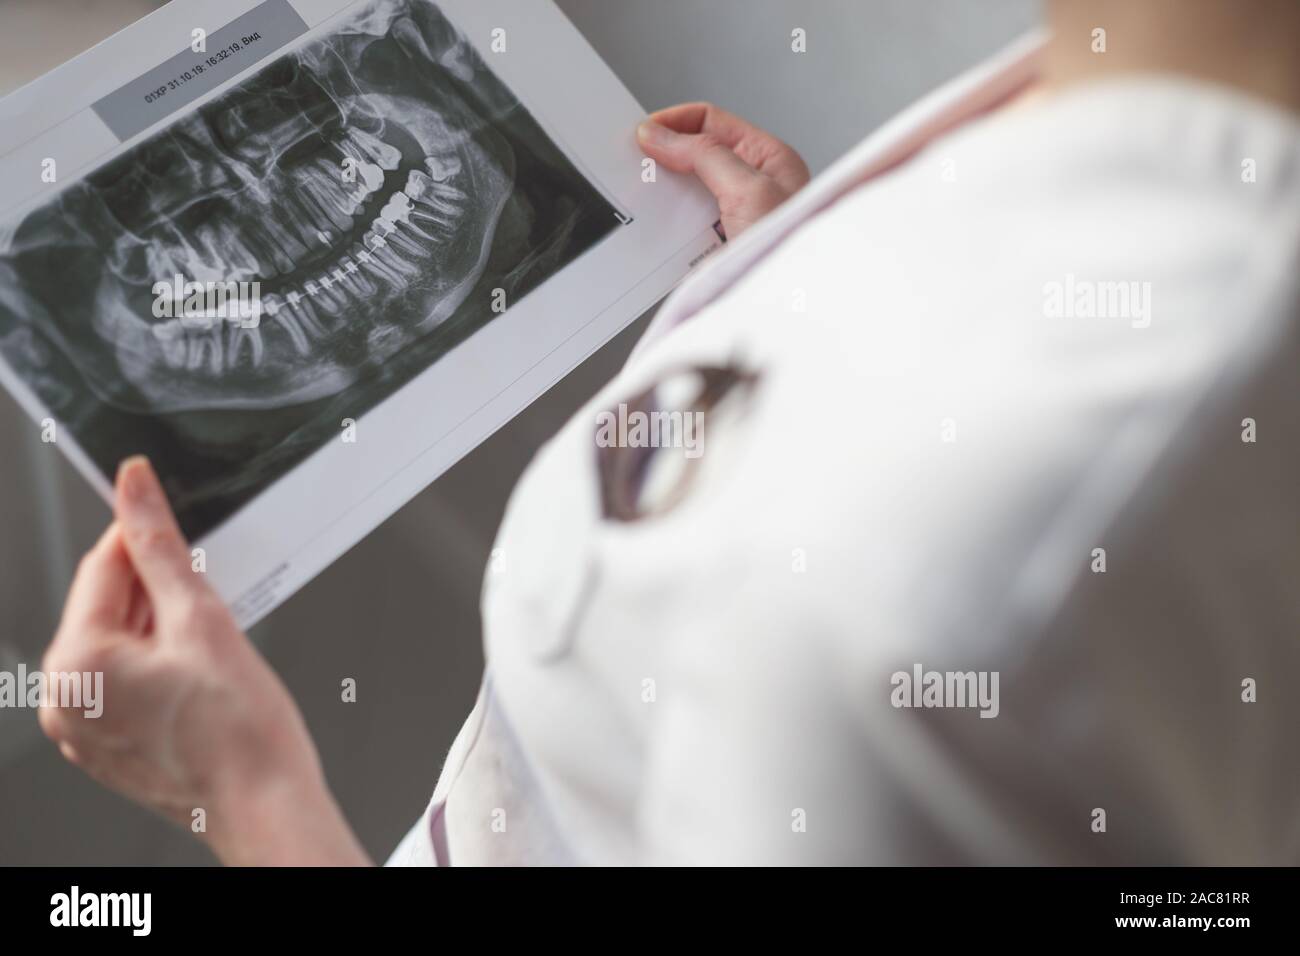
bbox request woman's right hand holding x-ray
[637,102,810,239]
[39,457,369,865]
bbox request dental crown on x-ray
[1,0,517,413]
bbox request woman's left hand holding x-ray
[39,457,370,865]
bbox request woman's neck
[1043,0,1300,114]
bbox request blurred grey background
[0,0,1036,864]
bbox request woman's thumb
[637,120,759,206]
[114,456,199,601]
[636,120,690,164]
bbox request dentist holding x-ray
[38,0,1300,865]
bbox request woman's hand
[637,102,810,240]
[39,457,369,866]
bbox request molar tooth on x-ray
[0,0,621,538]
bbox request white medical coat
[389,34,1300,865]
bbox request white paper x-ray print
[0,0,620,537]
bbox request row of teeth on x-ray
[150,126,468,374]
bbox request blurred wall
[557,0,1039,174]
[0,0,1037,864]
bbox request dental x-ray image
[0,0,621,538]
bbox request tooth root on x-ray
[228,324,265,370]
[340,255,379,296]
[274,311,312,356]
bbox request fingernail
[637,120,678,147]
[117,456,159,509]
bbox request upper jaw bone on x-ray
[3,0,515,413]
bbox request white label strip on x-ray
[91,1,310,142]
[0,0,720,628]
